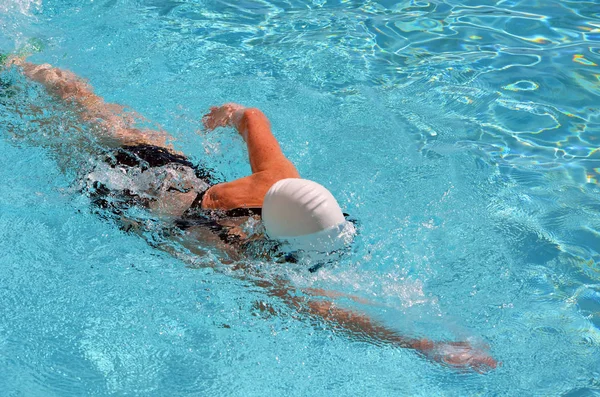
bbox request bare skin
[201,104,300,210]
[13,59,299,212]
[15,60,172,148]
[6,58,498,372]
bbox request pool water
[1,0,599,395]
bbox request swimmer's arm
[13,59,171,148]
[201,167,298,210]
[237,108,298,175]
[256,283,498,372]
[203,104,297,174]
[299,297,497,372]
[201,104,299,209]
[142,228,498,372]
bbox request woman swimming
[12,58,351,257]
[3,56,498,371]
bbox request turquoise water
[1,0,600,395]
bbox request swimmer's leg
[10,58,175,150]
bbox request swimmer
[3,56,498,372]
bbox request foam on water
[0,0,41,15]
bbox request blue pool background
[1,0,599,395]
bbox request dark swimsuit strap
[188,190,207,211]
[187,190,262,218]
[176,190,263,245]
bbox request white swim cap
[262,179,350,252]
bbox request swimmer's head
[262,178,353,253]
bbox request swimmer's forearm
[302,299,497,371]
[237,108,299,176]
[202,104,299,177]
[304,299,421,348]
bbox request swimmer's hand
[202,103,246,132]
[414,339,498,373]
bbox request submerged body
[3,56,498,371]
[87,143,261,246]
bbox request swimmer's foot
[0,37,43,69]
[0,54,20,96]
[1,54,26,69]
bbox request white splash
[0,0,41,15]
